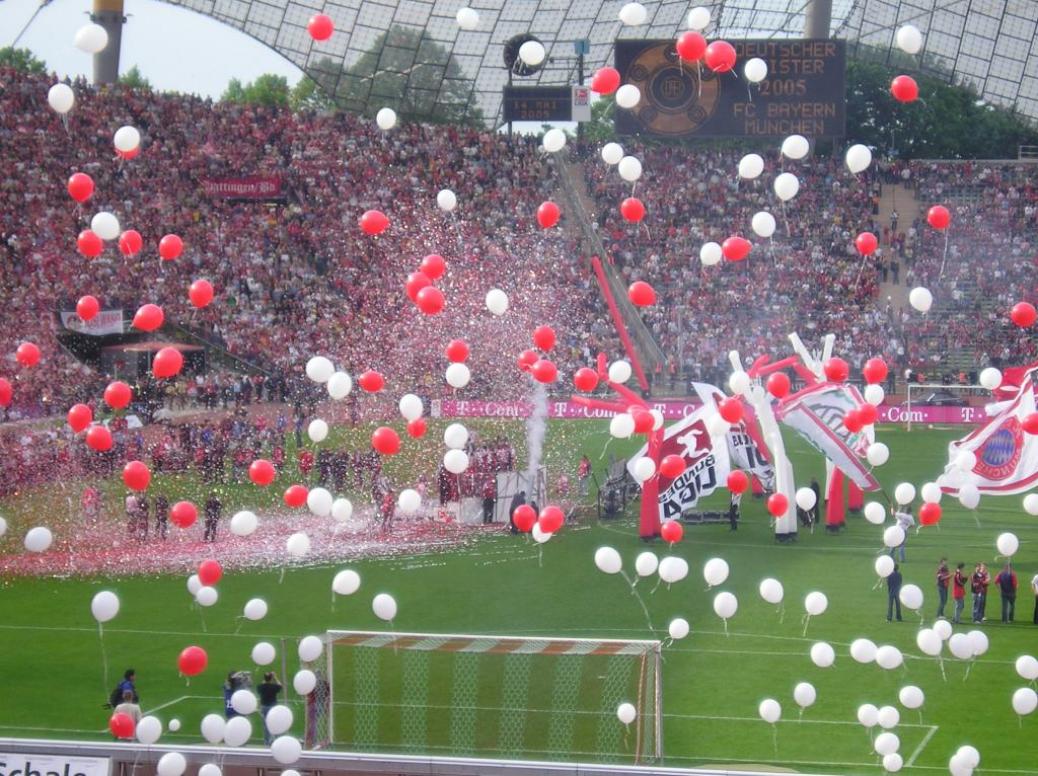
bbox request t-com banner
[615,39,846,138]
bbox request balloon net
[317,630,662,764]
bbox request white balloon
[703,558,730,587]
[751,211,776,238]
[955,450,978,471]
[894,482,916,505]
[895,24,923,55]
[635,551,658,577]
[271,736,302,765]
[996,532,1019,557]
[601,142,624,165]
[445,362,471,389]
[195,586,218,607]
[866,443,890,467]
[286,532,311,559]
[24,526,53,553]
[1016,655,1038,681]
[793,682,816,709]
[743,58,768,84]
[615,84,641,109]
[307,488,332,517]
[810,642,835,668]
[874,732,900,756]
[399,394,423,421]
[864,502,886,525]
[443,449,469,475]
[915,628,942,656]
[375,107,397,131]
[899,584,923,610]
[594,546,623,575]
[857,703,879,728]
[307,419,328,443]
[878,705,900,729]
[372,593,397,621]
[251,641,276,665]
[795,487,817,511]
[713,591,738,619]
[781,135,810,160]
[266,705,293,736]
[186,574,202,596]
[618,155,642,183]
[485,288,508,316]
[305,356,334,383]
[616,702,637,725]
[773,172,799,201]
[957,746,981,769]
[443,423,469,450]
[864,384,885,405]
[737,153,765,180]
[91,212,121,241]
[668,617,690,640]
[333,569,361,596]
[518,40,545,67]
[958,484,980,510]
[706,414,730,438]
[883,525,905,549]
[436,188,457,212]
[326,371,352,399]
[156,753,185,776]
[609,413,635,439]
[1023,493,1038,515]
[845,143,873,174]
[632,456,656,483]
[980,367,1002,390]
[1012,688,1037,716]
[758,698,781,723]
[397,489,421,514]
[167,719,181,733]
[47,83,75,114]
[0,516,6,537]
[200,714,226,744]
[531,523,552,544]
[542,128,566,153]
[298,635,323,662]
[113,125,141,154]
[920,482,941,503]
[899,685,924,710]
[198,763,220,776]
[659,556,689,584]
[804,591,828,616]
[700,241,723,266]
[883,753,904,773]
[908,287,932,313]
[135,715,162,745]
[687,6,711,30]
[933,619,953,640]
[875,555,895,577]
[608,360,633,384]
[948,633,973,660]
[223,716,251,747]
[91,591,120,623]
[650,409,664,431]
[293,669,316,695]
[618,2,647,25]
[231,689,257,715]
[850,638,877,664]
[967,629,989,657]
[455,6,479,30]
[729,370,751,395]
[759,578,784,604]
[74,23,109,54]
[331,498,353,523]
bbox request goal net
[903,383,985,430]
[310,630,662,764]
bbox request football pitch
[0,420,1035,774]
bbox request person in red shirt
[952,562,967,624]
[297,449,314,481]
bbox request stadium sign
[615,39,846,138]
[0,754,109,776]
[200,176,283,200]
[59,309,124,336]
[502,86,591,122]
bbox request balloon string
[938,656,947,682]
[939,231,949,278]
[963,660,973,683]
[777,604,785,624]
[649,578,661,595]
[723,618,729,637]
[771,724,778,754]
[199,609,207,633]
[621,570,655,633]
[98,622,109,700]
[802,613,811,638]
[781,200,790,237]
[279,567,286,584]
[538,546,543,568]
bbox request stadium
[0,1,1037,775]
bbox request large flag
[938,368,1038,495]
[691,383,776,491]
[776,382,880,490]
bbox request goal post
[310,630,663,764]
[904,383,984,431]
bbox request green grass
[0,420,1036,773]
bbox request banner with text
[59,309,124,336]
[201,177,283,200]
[0,753,110,776]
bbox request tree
[119,66,152,91]
[581,97,616,145]
[0,47,47,74]
[304,26,483,126]
[221,74,292,108]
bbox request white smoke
[525,382,549,482]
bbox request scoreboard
[614,39,846,138]
[503,86,592,122]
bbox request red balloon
[676,31,707,62]
[405,271,432,302]
[118,229,143,256]
[178,645,208,676]
[531,359,558,384]
[284,484,308,508]
[358,370,385,393]
[628,280,656,307]
[573,367,599,392]
[766,372,791,398]
[536,201,560,229]
[419,254,446,280]
[249,459,276,486]
[927,205,950,230]
[858,403,879,426]
[890,75,919,103]
[590,67,621,95]
[109,712,135,739]
[77,229,103,259]
[855,231,878,256]
[86,424,113,451]
[727,470,749,494]
[919,502,942,526]
[116,146,140,161]
[620,197,645,223]
[67,172,95,203]
[445,339,470,363]
[158,234,183,260]
[513,504,536,532]
[767,492,788,517]
[372,426,401,455]
[722,236,752,261]
[16,342,40,367]
[198,559,223,586]
[360,209,389,235]
[517,349,539,372]
[631,408,654,434]
[718,397,744,424]
[123,460,151,491]
[152,347,184,379]
[843,409,863,433]
[76,295,100,321]
[104,380,133,410]
[307,13,334,41]
[0,378,10,408]
[660,520,684,544]
[1022,412,1038,435]
[533,325,556,351]
[862,357,888,385]
[659,454,686,479]
[189,279,214,308]
[133,303,164,332]
[169,500,197,528]
[538,505,564,534]
[824,357,850,383]
[1011,302,1036,328]
[406,418,427,439]
[704,40,737,73]
[67,403,93,433]
[415,285,445,315]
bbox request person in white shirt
[1031,572,1038,625]
[113,691,141,739]
[890,505,915,562]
